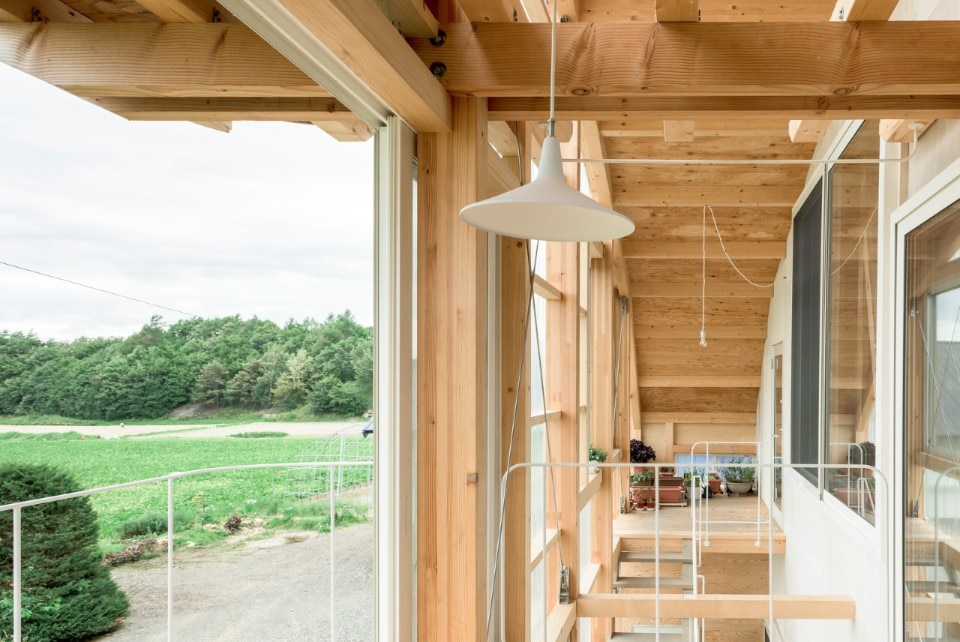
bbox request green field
[0,435,373,549]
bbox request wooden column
[590,242,616,640]
[546,240,580,636]
[502,235,531,640]
[417,97,489,642]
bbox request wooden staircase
[905,537,960,640]
[613,539,696,592]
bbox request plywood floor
[615,492,782,537]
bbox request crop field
[0,434,373,548]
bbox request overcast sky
[0,64,374,342]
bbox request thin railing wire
[1,461,372,642]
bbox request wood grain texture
[134,0,212,22]
[417,98,488,642]
[623,206,792,241]
[0,0,92,22]
[0,23,324,97]
[640,387,760,413]
[412,21,960,98]
[656,0,698,23]
[274,0,451,131]
[578,594,856,619]
[581,0,833,22]
[86,97,351,120]
[580,120,613,208]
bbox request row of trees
[0,312,373,420]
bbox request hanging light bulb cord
[547,0,557,138]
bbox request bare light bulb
[699,329,708,348]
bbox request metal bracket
[620,295,628,315]
[559,565,570,604]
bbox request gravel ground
[98,522,374,642]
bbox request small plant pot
[726,481,753,495]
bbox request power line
[0,260,198,319]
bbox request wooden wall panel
[640,387,760,414]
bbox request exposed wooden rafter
[0,0,92,22]
[133,0,212,22]
[656,0,698,22]
[0,23,325,97]
[412,21,960,107]
[789,119,830,143]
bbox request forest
[0,312,372,420]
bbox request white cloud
[0,64,374,340]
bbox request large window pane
[825,121,880,524]
[904,198,960,640]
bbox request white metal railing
[932,465,960,640]
[497,461,891,642]
[689,441,766,548]
[0,461,373,642]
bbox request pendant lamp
[458,6,635,242]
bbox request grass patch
[0,437,373,548]
[0,431,98,441]
[231,431,288,439]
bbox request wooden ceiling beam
[312,120,375,142]
[412,22,960,98]
[833,0,898,22]
[258,0,451,131]
[193,120,231,132]
[580,0,834,23]
[580,120,613,208]
[879,119,933,143]
[0,0,92,22]
[457,0,516,22]
[489,96,960,121]
[788,119,831,143]
[380,0,440,38]
[0,23,327,97]
[85,97,356,121]
[133,0,212,22]
[623,239,784,259]
[656,0,698,22]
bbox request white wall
[757,135,892,641]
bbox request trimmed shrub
[0,463,129,640]
[119,510,191,540]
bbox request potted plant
[629,439,656,472]
[588,445,607,474]
[722,457,756,495]
[630,470,655,510]
[659,466,676,478]
[849,441,876,478]
[683,467,705,496]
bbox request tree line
[0,312,373,420]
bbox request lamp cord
[548,0,557,135]
[704,204,776,289]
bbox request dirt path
[98,523,374,642]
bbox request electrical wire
[704,205,776,289]
[0,259,198,318]
[830,206,878,277]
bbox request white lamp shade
[460,137,635,242]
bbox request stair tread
[619,551,693,564]
[613,576,693,588]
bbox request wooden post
[591,242,616,640]
[546,240,580,637]
[502,235,531,640]
[417,97,489,642]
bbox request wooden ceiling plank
[580,120,612,208]
[489,96,960,121]
[788,119,831,143]
[642,411,757,424]
[86,97,358,121]
[602,119,789,138]
[0,23,326,98]
[622,239,784,260]
[134,0,212,22]
[412,22,960,98]
[635,325,767,340]
[631,281,773,298]
[582,0,834,23]
[457,0,516,22]
[656,0,698,22]
[614,185,800,208]
[267,0,451,132]
[0,0,93,22]
[638,375,759,388]
[663,120,694,142]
